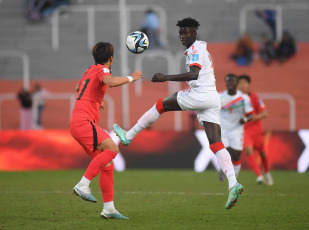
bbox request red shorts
[70,120,111,159]
[243,131,265,153]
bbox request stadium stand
[0,0,309,131]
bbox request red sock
[99,164,114,202]
[246,154,261,176]
[232,160,241,166]
[84,150,117,181]
[261,155,270,173]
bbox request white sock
[215,148,237,189]
[103,201,115,212]
[126,104,161,140]
[233,164,241,177]
[79,176,90,186]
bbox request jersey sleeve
[99,67,112,83]
[244,95,254,115]
[189,43,206,69]
[257,98,266,111]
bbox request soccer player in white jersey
[219,74,253,181]
[114,17,244,209]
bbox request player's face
[238,79,250,94]
[179,27,197,48]
[225,77,238,90]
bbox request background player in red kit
[238,75,274,185]
[70,42,143,219]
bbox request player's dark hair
[92,42,114,64]
[225,73,237,81]
[176,17,200,29]
[238,74,251,84]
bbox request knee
[108,145,119,155]
[260,152,266,158]
[97,143,119,154]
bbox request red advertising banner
[0,130,307,172]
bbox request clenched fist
[152,73,167,82]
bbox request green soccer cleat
[73,184,97,203]
[113,124,131,146]
[225,183,244,210]
[101,210,129,220]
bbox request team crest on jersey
[192,54,199,61]
[103,68,110,73]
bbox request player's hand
[239,117,248,124]
[131,70,143,81]
[152,73,167,82]
[100,101,105,110]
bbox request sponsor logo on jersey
[103,68,110,73]
[192,54,199,61]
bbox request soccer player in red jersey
[114,18,244,210]
[70,42,143,219]
[238,75,274,185]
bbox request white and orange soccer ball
[126,31,149,54]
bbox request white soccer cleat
[101,209,129,219]
[264,172,274,186]
[256,175,264,184]
[73,183,97,203]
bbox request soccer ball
[126,31,149,54]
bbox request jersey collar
[184,40,198,55]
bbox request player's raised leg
[203,121,244,209]
[73,138,118,203]
[114,93,181,145]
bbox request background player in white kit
[114,17,244,210]
[219,74,253,180]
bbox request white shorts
[221,128,244,151]
[177,88,221,126]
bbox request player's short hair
[176,17,200,29]
[238,74,251,84]
[225,73,237,81]
[92,42,114,64]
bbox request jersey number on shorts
[77,79,90,100]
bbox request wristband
[127,76,134,83]
[243,117,248,123]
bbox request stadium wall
[0,129,308,172]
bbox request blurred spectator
[32,83,49,129]
[231,32,254,66]
[27,0,70,22]
[256,10,276,40]
[141,9,165,49]
[276,31,296,63]
[259,34,276,65]
[17,88,33,130]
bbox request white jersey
[184,40,216,92]
[220,90,253,133]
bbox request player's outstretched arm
[103,70,143,87]
[152,66,200,82]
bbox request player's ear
[110,56,113,64]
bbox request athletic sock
[232,160,241,177]
[84,150,117,181]
[210,142,237,189]
[103,201,116,213]
[246,154,261,176]
[100,164,114,208]
[261,155,270,173]
[79,176,91,186]
[126,99,164,140]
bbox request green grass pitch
[0,170,308,230]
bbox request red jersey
[70,64,111,124]
[244,92,266,133]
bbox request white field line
[0,190,307,197]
